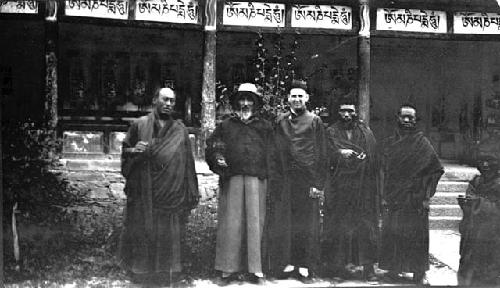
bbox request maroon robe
[324,121,378,268]
[118,112,199,275]
[458,175,500,285]
[379,129,443,275]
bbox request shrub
[184,196,218,278]
[2,120,77,223]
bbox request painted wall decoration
[135,0,200,24]
[65,0,129,20]
[291,4,352,29]
[376,8,447,33]
[223,1,285,27]
[454,12,500,34]
[0,1,38,14]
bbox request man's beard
[239,106,253,121]
[340,117,355,129]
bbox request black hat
[290,79,308,91]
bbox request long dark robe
[118,113,199,275]
[265,110,328,274]
[458,175,500,286]
[324,121,378,268]
[379,129,443,274]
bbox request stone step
[431,192,463,205]
[430,205,462,217]
[61,159,216,175]
[429,216,461,230]
[61,159,121,171]
[436,181,469,193]
[441,164,478,182]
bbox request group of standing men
[117,82,444,285]
[206,81,443,285]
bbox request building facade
[1,0,500,162]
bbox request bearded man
[267,80,327,283]
[458,154,500,286]
[324,102,378,281]
[119,87,200,284]
[206,83,273,285]
[379,104,443,284]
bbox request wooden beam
[199,0,217,159]
[372,29,500,41]
[358,0,371,124]
[218,25,359,35]
[0,81,3,288]
[45,0,58,129]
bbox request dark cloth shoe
[216,273,240,286]
[172,274,194,288]
[413,272,429,285]
[296,273,315,284]
[384,271,404,283]
[276,269,297,280]
[364,264,378,282]
[296,270,316,284]
[330,268,351,280]
[246,274,266,285]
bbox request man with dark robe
[324,102,378,281]
[206,83,273,285]
[267,80,328,283]
[458,154,500,286]
[379,104,443,285]
[118,87,199,284]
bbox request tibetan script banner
[291,5,352,29]
[135,0,200,24]
[454,12,500,34]
[223,2,285,27]
[0,1,38,14]
[65,0,129,19]
[377,8,447,33]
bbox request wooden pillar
[0,95,3,287]
[358,0,371,124]
[199,0,217,158]
[45,0,58,129]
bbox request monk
[379,104,443,285]
[458,154,500,286]
[324,101,379,281]
[118,87,199,284]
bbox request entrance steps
[429,161,478,230]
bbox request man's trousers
[215,175,267,274]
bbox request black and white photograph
[2,0,500,287]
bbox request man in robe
[324,102,378,281]
[458,154,500,286]
[118,87,199,284]
[206,83,273,285]
[267,80,327,283]
[379,104,443,285]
